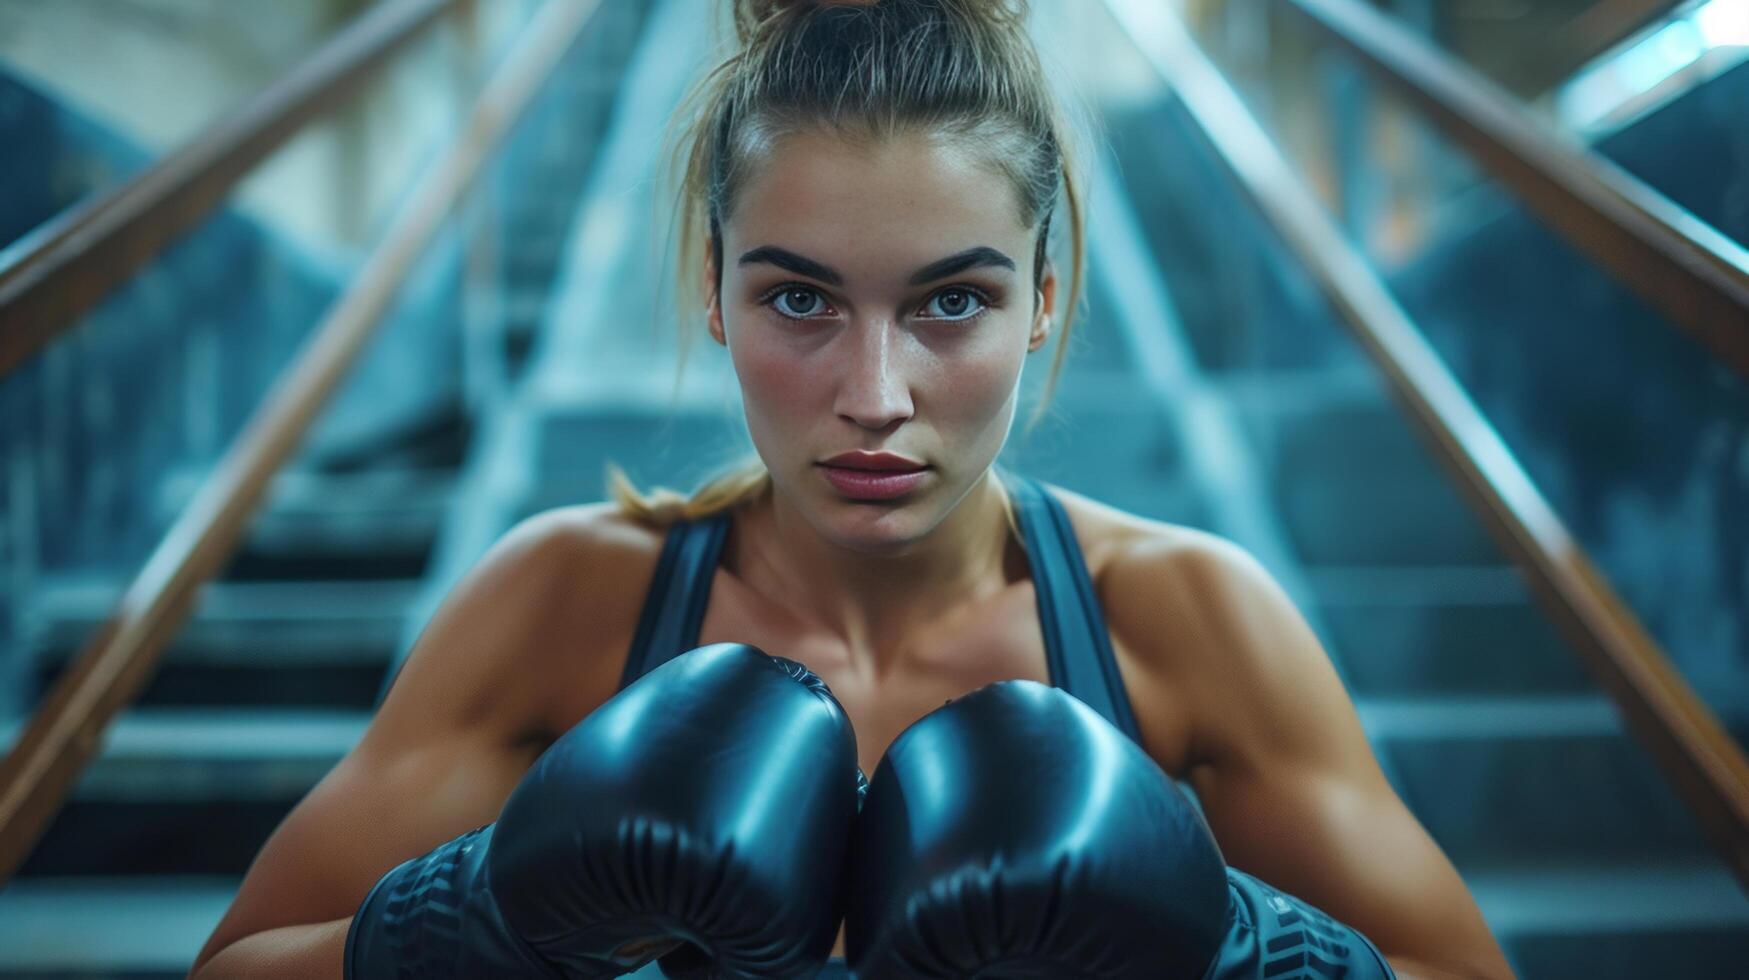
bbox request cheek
[730,331,821,434]
[924,331,1024,426]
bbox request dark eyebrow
[737,245,1016,287]
[906,246,1017,285]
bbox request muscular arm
[188,504,646,977]
[1109,530,1515,980]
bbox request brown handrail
[0,0,463,380]
[1101,0,1749,889]
[0,0,607,884]
[1286,0,1749,381]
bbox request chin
[810,485,939,556]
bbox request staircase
[3,0,1747,977]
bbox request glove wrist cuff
[1200,866,1397,980]
[346,824,564,980]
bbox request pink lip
[821,451,927,472]
[817,464,929,501]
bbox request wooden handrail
[0,0,463,380]
[1102,0,1749,889]
[0,0,607,884]
[1286,0,1749,381]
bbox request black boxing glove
[846,680,1394,979]
[347,642,863,979]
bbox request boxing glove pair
[347,641,1395,978]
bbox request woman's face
[709,128,1054,554]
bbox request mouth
[815,461,930,501]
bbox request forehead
[726,129,1030,270]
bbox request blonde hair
[611,0,1091,528]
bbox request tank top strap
[613,475,1144,750]
[616,512,732,691]
[1002,469,1146,746]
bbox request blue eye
[921,287,989,322]
[768,286,830,319]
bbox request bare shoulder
[503,503,672,734]
[525,502,673,673]
[468,501,669,628]
[517,500,670,574]
[396,501,671,749]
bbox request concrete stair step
[533,389,753,492]
[23,579,415,709]
[1310,565,1595,696]
[1003,370,1205,527]
[157,467,453,581]
[1468,856,1749,979]
[0,876,239,979]
[1360,694,1732,866]
[1218,367,1504,566]
[301,403,473,473]
[5,708,366,877]
[1101,102,1362,375]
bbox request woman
[189,1,1512,977]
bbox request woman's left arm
[1110,532,1516,980]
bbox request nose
[833,318,914,432]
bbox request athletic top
[615,468,1147,978]
[615,466,1145,743]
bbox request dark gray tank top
[615,468,1145,744]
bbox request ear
[1028,261,1057,353]
[704,240,728,347]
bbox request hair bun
[742,0,876,22]
[754,0,877,13]
[733,0,1027,45]
[732,0,877,48]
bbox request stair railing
[0,0,461,381]
[1102,0,1749,890]
[1287,0,1749,381]
[0,0,608,885]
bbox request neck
[737,470,1017,676]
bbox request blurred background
[0,0,1746,976]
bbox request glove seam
[344,861,398,979]
[1199,878,1248,980]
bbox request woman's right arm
[187,504,646,978]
